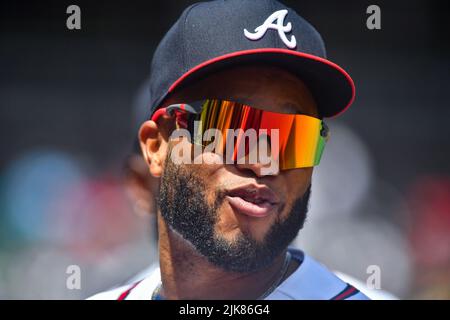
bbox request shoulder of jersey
[266,248,371,300]
[87,267,161,300]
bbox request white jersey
[88,248,369,300]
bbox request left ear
[138,116,174,178]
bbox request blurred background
[0,0,449,299]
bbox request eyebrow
[221,96,304,114]
[280,102,301,114]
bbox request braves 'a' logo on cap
[244,9,297,49]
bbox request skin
[139,64,319,299]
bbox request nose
[234,147,280,177]
[235,160,279,177]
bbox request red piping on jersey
[117,280,142,300]
[331,284,359,300]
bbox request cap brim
[166,48,355,118]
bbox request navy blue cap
[148,0,355,118]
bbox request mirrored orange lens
[184,99,327,170]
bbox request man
[90,0,368,300]
[120,79,160,284]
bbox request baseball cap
[148,0,355,119]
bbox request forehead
[166,64,319,117]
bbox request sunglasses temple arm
[151,103,198,122]
[320,121,329,138]
[151,107,168,121]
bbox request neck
[156,213,294,300]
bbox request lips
[225,184,280,218]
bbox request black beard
[158,159,310,273]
